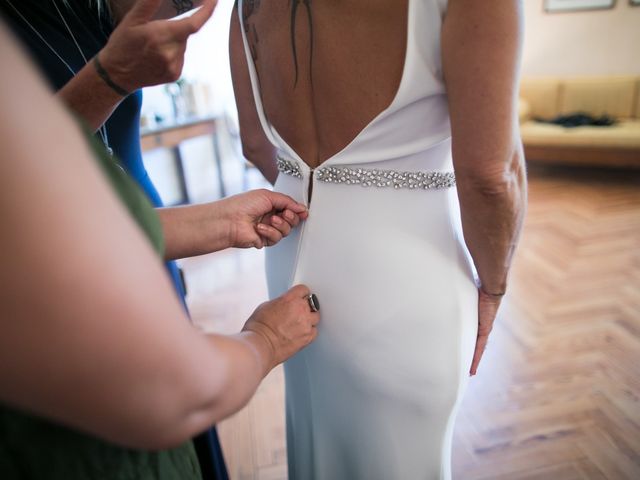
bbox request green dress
[0,131,202,480]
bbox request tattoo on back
[241,0,262,70]
[289,0,313,87]
[240,0,314,88]
[173,0,194,15]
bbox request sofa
[518,76,640,168]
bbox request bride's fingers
[469,334,488,376]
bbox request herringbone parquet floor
[183,164,640,480]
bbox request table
[140,115,226,203]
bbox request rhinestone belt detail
[277,157,456,190]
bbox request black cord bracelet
[93,54,130,97]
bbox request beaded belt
[276,157,456,190]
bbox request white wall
[522,0,640,77]
[142,0,236,121]
[141,0,242,206]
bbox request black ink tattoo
[240,0,314,88]
[290,0,313,87]
[241,0,261,66]
[173,0,194,15]
[242,0,260,18]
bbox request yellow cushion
[635,79,640,119]
[560,76,637,119]
[518,98,531,123]
[520,120,640,149]
[520,78,561,119]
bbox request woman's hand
[469,289,503,376]
[221,189,309,249]
[242,285,320,371]
[158,190,307,260]
[99,0,216,92]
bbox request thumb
[122,0,163,25]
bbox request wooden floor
[182,164,640,480]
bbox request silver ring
[306,293,320,313]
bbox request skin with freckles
[230,0,527,376]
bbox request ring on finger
[305,293,320,313]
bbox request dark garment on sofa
[535,112,616,128]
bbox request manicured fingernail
[284,210,294,220]
[272,216,282,225]
[257,223,266,230]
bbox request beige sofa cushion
[519,78,560,119]
[520,120,640,149]
[518,98,531,123]
[559,76,637,119]
[635,79,640,118]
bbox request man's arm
[229,5,279,185]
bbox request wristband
[93,54,130,97]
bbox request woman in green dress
[0,24,319,480]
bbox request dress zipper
[289,167,313,287]
[307,168,315,207]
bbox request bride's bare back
[240,0,408,168]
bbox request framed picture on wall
[545,0,616,12]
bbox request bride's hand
[222,189,308,249]
[469,288,503,376]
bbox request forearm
[243,142,278,185]
[184,332,274,427]
[57,59,125,131]
[158,202,231,260]
[442,0,526,294]
[129,330,275,450]
[455,147,527,295]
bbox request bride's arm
[442,0,527,373]
[229,4,279,185]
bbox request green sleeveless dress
[0,131,202,480]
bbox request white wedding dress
[239,0,478,478]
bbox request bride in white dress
[230,0,527,478]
